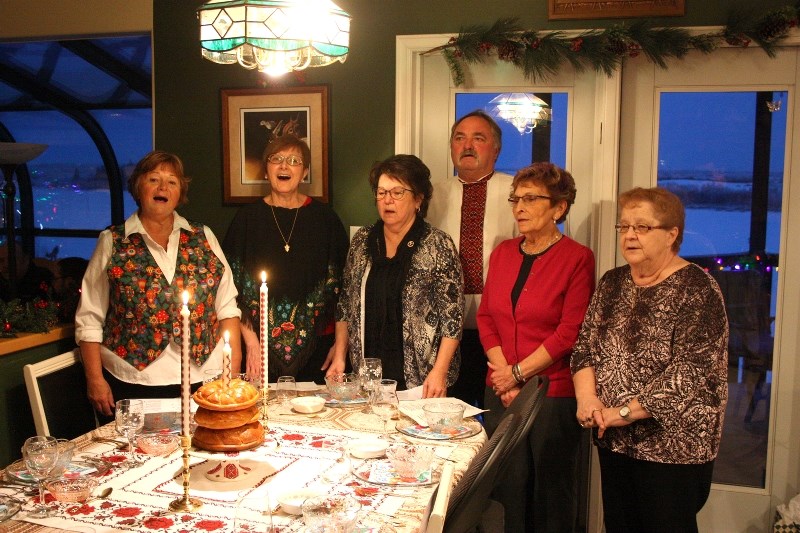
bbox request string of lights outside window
[197,0,350,77]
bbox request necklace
[522,232,562,255]
[269,204,300,252]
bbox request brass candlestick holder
[169,435,202,512]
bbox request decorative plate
[397,422,481,441]
[5,459,110,485]
[352,458,439,486]
[316,393,367,407]
[0,495,22,523]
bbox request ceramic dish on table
[4,458,110,485]
[397,420,482,441]
[352,458,440,486]
[0,495,22,523]
[348,439,388,459]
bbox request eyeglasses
[266,154,304,166]
[614,223,669,234]
[375,187,414,200]
[507,194,552,205]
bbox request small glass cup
[235,491,273,533]
[276,376,297,408]
[203,368,222,383]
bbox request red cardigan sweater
[477,235,595,397]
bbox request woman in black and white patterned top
[334,154,464,398]
[571,186,728,533]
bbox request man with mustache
[427,110,517,408]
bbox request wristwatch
[619,405,632,421]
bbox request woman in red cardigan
[477,162,595,533]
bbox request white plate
[348,439,388,459]
[277,488,326,515]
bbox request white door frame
[397,29,800,532]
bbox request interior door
[396,34,621,532]
[619,45,800,531]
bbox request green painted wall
[154,0,791,238]
[0,338,77,467]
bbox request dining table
[0,391,486,533]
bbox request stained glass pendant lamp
[197,0,350,77]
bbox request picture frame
[548,0,685,20]
[221,85,329,203]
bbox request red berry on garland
[570,38,583,52]
[4,322,11,333]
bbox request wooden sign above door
[548,0,685,20]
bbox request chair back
[443,413,517,533]
[23,348,97,438]
[499,375,549,465]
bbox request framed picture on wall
[222,85,329,203]
[548,0,685,20]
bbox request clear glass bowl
[45,476,98,503]
[385,444,434,479]
[137,432,179,456]
[422,402,465,432]
[301,494,361,533]
[325,373,361,401]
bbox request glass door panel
[657,90,786,488]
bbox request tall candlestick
[222,330,231,386]
[180,291,191,437]
[259,271,268,391]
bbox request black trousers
[598,446,714,533]
[484,389,582,533]
[449,329,485,408]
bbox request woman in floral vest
[76,150,242,419]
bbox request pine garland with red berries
[0,298,59,338]
[427,5,800,85]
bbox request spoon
[85,487,113,503]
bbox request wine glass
[22,435,59,518]
[115,399,145,467]
[358,358,382,414]
[373,379,399,437]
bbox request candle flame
[223,330,230,343]
[182,290,189,306]
[261,271,267,283]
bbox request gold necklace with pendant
[269,204,300,252]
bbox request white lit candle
[222,330,231,386]
[260,271,268,393]
[180,290,191,437]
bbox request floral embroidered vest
[102,222,223,370]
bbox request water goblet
[358,358,382,414]
[115,399,145,467]
[319,437,350,484]
[22,435,59,518]
[276,376,297,409]
[373,380,399,437]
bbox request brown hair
[449,109,503,152]
[618,186,685,252]
[262,134,311,171]
[511,162,576,224]
[127,150,190,207]
[368,154,433,218]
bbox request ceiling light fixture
[489,93,552,135]
[197,0,350,77]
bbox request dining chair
[441,413,517,533]
[23,348,98,438]
[497,375,550,463]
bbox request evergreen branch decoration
[0,298,59,338]
[426,4,800,85]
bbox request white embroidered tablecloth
[1,399,485,533]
